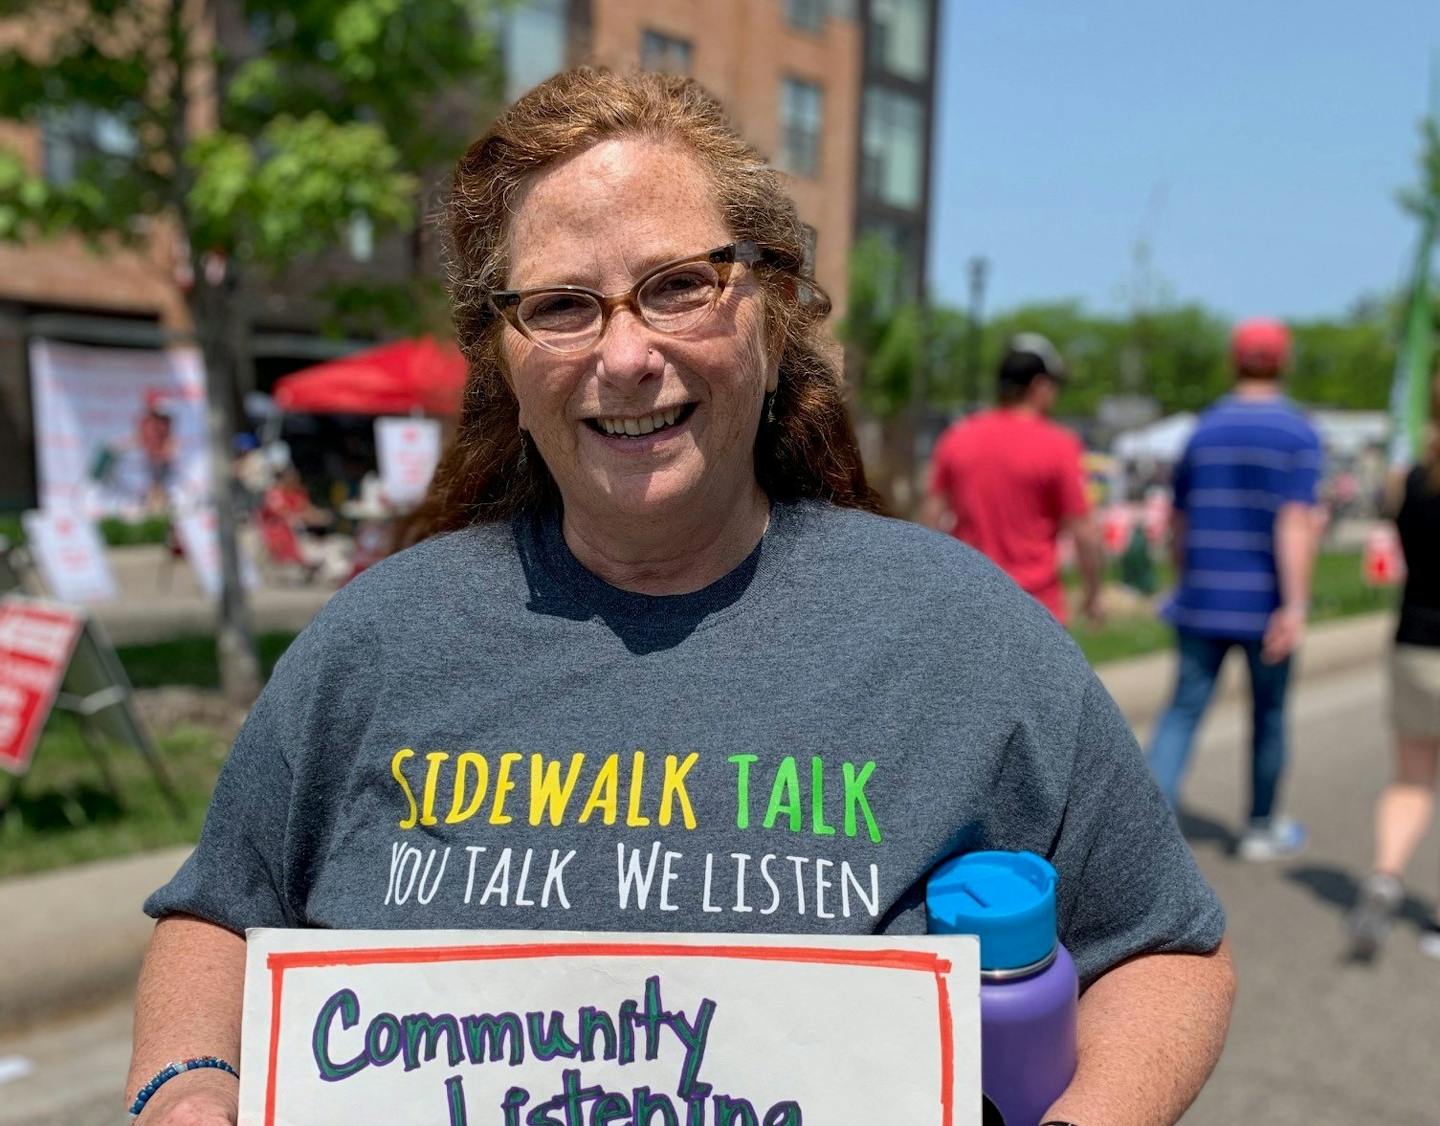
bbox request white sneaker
[1236,817,1307,862]
[1420,922,1440,961]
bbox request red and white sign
[375,417,442,508]
[0,597,85,776]
[1141,490,1172,545]
[1363,525,1406,587]
[22,509,118,603]
[173,505,259,598]
[1100,505,1136,555]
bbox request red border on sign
[264,941,956,1126]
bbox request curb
[0,613,1393,1027]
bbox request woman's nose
[594,306,662,387]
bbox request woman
[1349,374,1440,961]
[127,70,1233,1125]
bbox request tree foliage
[839,234,922,420]
[0,0,503,273]
[848,275,1419,423]
[0,0,504,698]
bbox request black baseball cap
[998,332,1067,388]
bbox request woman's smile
[580,403,700,450]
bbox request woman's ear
[761,279,792,394]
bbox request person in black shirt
[1349,373,1440,961]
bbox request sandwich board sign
[172,504,259,598]
[0,598,85,775]
[240,929,981,1126]
[20,510,118,603]
[0,592,182,816]
[375,417,443,508]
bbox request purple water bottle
[927,851,1078,1126]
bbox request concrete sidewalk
[0,612,1393,1029]
[10,544,336,646]
[0,846,191,1027]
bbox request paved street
[0,656,1435,1125]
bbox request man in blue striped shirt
[1147,318,1324,860]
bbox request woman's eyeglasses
[490,241,775,355]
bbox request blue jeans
[1146,631,1293,822]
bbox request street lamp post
[966,256,990,410]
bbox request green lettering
[763,757,802,832]
[843,760,881,842]
[811,756,835,837]
[728,754,759,829]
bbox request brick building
[0,0,938,511]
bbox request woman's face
[501,137,775,529]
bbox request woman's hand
[134,1067,239,1124]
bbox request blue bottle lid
[925,850,1058,972]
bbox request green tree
[977,300,1233,417]
[0,0,502,699]
[839,234,922,420]
[837,235,931,512]
[1289,315,1396,410]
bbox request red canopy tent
[272,337,467,416]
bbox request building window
[861,88,925,209]
[867,0,930,82]
[641,30,693,74]
[40,108,138,186]
[501,0,568,102]
[778,78,823,178]
[786,0,826,33]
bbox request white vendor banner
[21,510,118,603]
[241,929,980,1126]
[375,417,443,508]
[29,338,210,518]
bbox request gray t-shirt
[148,501,1223,986]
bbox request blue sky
[928,1,1440,321]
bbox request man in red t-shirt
[925,334,1103,625]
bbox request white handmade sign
[20,510,118,603]
[375,416,442,508]
[240,929,980,1126]
[172,505,258,598]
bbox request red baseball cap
[1230,318,1291,375]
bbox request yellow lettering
[490,752,523,825]
[626,750,651,827]
[660,752,699,830]
[578,753,620,825]
[419,751,449,827]
[445,752,490,824]
[391,748,418,830]
[529,752,586,826]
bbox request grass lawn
[117,631,300,690]
[0,550,1396,880]
[0,714,225,880]
[0,633,300,879]
[1070,549,1394,666]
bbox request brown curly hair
[397,67,882,546]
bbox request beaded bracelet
[128,1056,238,1119]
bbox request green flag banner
[1389,208,1436,465]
